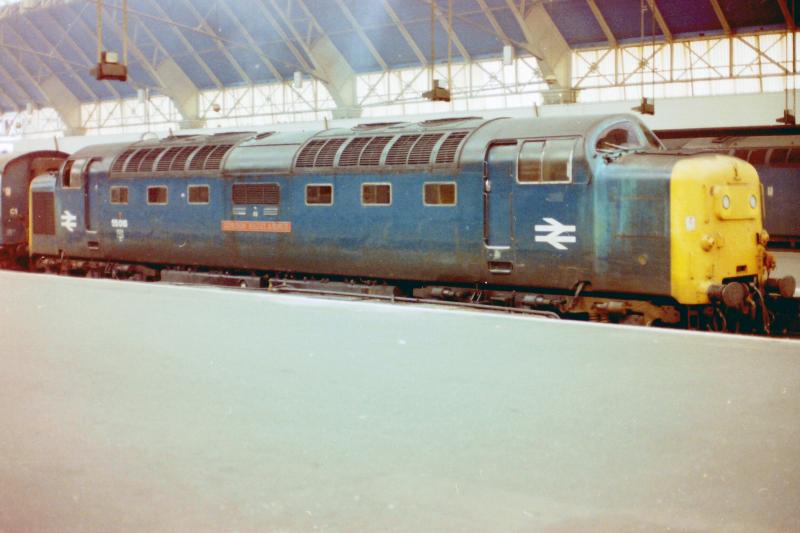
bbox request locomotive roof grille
[124,148,152,173]
[170,146,199,172]
[155,146,183,172]
[296,139,326,168]
[386,134,421,165]
[315,138,346,167]
[139,148,164,173]
[205,144,234,170]
[359,136,392,166]
[110,148,135,173]
[188,145,217,171]
[339,137,372,167]
[407,133,444,165]
[435,131,469,164]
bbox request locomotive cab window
[595,122,644,151]
[362,183,391,206]
[147,186,168,205]
[424,182,457,205]
[110,186,128,205]
[306,184,333,205]
[188,185,210,204]
[518,139,574,184]
[62,158,87,189]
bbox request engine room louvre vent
[386,134,421,165]
[339,137,372,166]
[124,148,152,173]
[408,133,444,165]
[139,147,164,173]
[315,138,346,167]
[359,136,392,166]
[296,139,326,168]
[232,183,280,205]
[156,146,183,172]
[188,145,217,171]
[205,144,233,170]
[170,146,199,172]
[111,149,135,173]
[435,131,468,164]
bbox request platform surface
[0,271,799,532]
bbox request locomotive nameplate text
[221,220,292,233]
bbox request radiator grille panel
[232,183,280,205]
[32,192,55,235]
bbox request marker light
[750,194,757,209]
[722,195,731,209]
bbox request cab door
[58,157,99,254]
[484,142,517,274]
[512,136,593,288]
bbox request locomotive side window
[147,186,168,205]
[306,184,333,205]
[62,158,87,189]
[362,183,391,206]
[518,139,574,184]
[188,185,210,204]
[518,141,544,183]
[423,182,456,206]
[110,186,128,205]
[542,139,575,183]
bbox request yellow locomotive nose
[670,154,766,305]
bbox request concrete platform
[0,271,798,532]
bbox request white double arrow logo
[60,210,77,233]
[534,217,576,250]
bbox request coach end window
[518,139,574,184]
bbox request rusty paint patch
[221,220,292,233]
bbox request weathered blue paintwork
[31,114,682,298]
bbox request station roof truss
[0,0,796,124]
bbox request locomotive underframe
[30,254,795,336]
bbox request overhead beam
[254,0,315,75]
[382,0,427,66]
[645,0,673,43]
[0,23,86,133]
[777,0,797,31]
[504,0,574,102]
[333,0,388,71]
[145,0,223,89]
[586,0,618,47]
[179,0,254,85]
[216,1,284,81]
[37,10,107,100]
[709,0,732,36]
[430,1,471,62]
[123,13,205,128]
[287,0,362,118]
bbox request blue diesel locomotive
[16,114,798,333]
